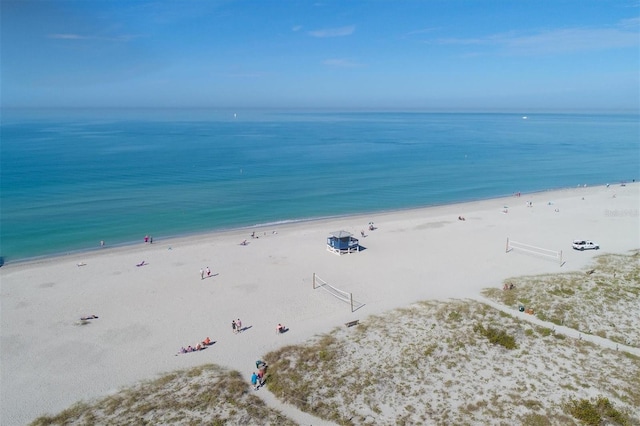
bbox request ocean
[1,109,638,263]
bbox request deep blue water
[1,109,638,262]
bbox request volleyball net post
[506,237,564,266]
[312,273,361,312]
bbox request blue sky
[2,0,639,111]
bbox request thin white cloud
[229,70,269,78]
[406,27,440,36]
[429,20,638,55]
[47,33,140,42]
[503,27,638,54]
[308,25,355,38]
[323,58,363,68]
[292,25,303,32]
[431,36,489,46]
[618,16,640,28]
[49,34,90,40]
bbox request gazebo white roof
[329,231,353,239]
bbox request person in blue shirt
[251,372,259,390]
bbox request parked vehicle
[572,240,599,250]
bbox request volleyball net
[506,238,564,266]
[312,273,364,312]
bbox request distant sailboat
[522,116,528,120]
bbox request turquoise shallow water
[1,109,638,262]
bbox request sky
[1,0,639,111]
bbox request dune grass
[483,251,640,347]
[30,364,297,426]
[262,252,640,425]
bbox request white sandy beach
[1,183,638,425]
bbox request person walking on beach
[232,320,237,334]
[206,266,211,277]
[251,372,259,390]
[257,368,265,386]
[236,318,242,332]
[200,268,204,280]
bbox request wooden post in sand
[312,272,316,289]
[350,292,354,312]
[506,237,510,253]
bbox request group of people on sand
[503,282,516,291]
[179,337,212,354]
[251,360,268,390]
[361,221,378,237]
[143,235,154,244]
[199,266,212,279]
[232,318,243,333]
[250,230,278,239]
[248,328,286,389]
[172,314,286,390]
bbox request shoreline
[2,182,638,425]
[2,182,625,267]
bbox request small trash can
[519,305,525,312]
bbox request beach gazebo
[327,231,360,255]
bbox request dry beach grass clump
[264,298,639,425]
[30,364,297,426]
[483,251,640,347]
